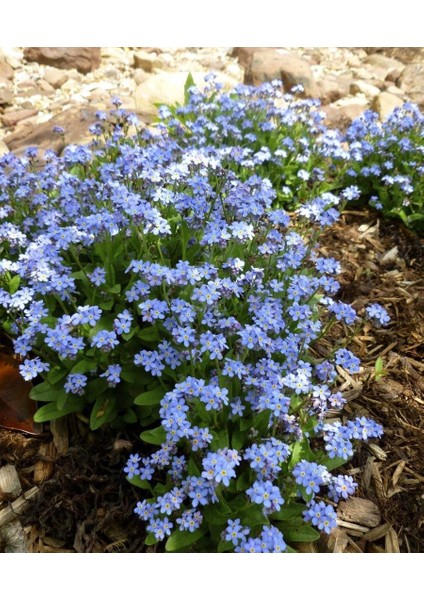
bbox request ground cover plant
[343,103,424,232]
[0,76,408,553]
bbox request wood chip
[327,527,349,553]
[336,518,369,533]
[368,443,387,461]
[33,442,55,484]
[362,522,393,542]
[385,527,400,553]
[338,497,381,528]
[0,464,22,500]
[392,460,406,487]
[0,486,39,527]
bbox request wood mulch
[0,209,423,553]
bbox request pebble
[0,46,422,155]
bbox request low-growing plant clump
[0,75,410,553]
[343,103,424,231]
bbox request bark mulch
[0,209,423,553]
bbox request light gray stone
[134,71,238,116]
[350,80,381,99]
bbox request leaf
[134,387,166,406]
[128,475,152,491]
[138,326,160,342]
[184,72,196,105]
[140,426,166,446]
[46,366,68,385]
[30,381,62,403]
[8,275,21,294]
[34,397,85,422]
[272,503,306,521]
[279,523,320,543]
[165,526,207,552]
[144,532,158,546]
[106,283,121,294]
[123,408,138,424]
[89,396,117,430]
[71,359,98,374]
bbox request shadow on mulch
[10,426,147,553]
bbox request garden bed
[1,209,422,553]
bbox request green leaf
[89,396,117,430]
[128,475,152,491]
[99,299,114,310]
[71,359,98,374]
[138,326,159,342]
[30,381,62,403]
[217,539,234,553]
[252,409,271,435]
[144,532,157,546]
[231,427,246,450]
[46,366,68,385]
[106,283,121,294]
[123,409,138,424]
[140,426,166,446]
[235,469,251,492]
[184,72,196,105]
[34,397,85,422]
[165,526,207,552]
[279,524,320,543]
[134,387,166,406]
[272,503,306,521]
[8,275,21,294]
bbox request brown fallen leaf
[0,352,43,435]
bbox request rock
[0,140,9,156]
[350,80,381,99]
[231,47,268,68]
[318,76,351,104]
[134,71,238,116]
[3,107,100,156]
[1,109,38,127]
[322,103,366,130]
[23,47,101,74]
[364,53,405,71]
[243,48,319,97]
[133,68,150,85]
[0,81,13,105]
[0,62,14,80]
[371,92,405,121]
[0,47,22,69]
[397,63,424,106]
[351,66,388,82]
[43,66,69,89]
[385,68,404,83]
[37,79,56,95]
[384,85,404,97]
[133,50,164,72]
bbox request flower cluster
[343,103,424,231]
[0,76,391,552]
